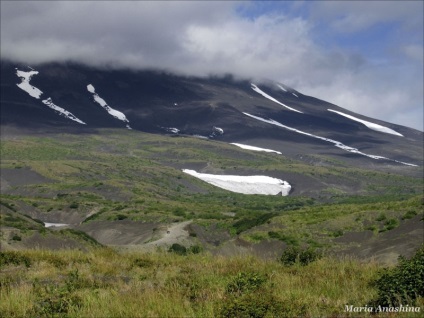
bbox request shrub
[12,234,22,241]
[376,213,386,222]
[219,292,285,318]
[280,246,322,266]
[173,207,186,218]
[69,202,79,209]
[0,251,31,268]
[371,245,424,307]
[168,243,187,255]
[268,231,299,246]
[385,218,399,230]
[402,210,417,220]
[188,245,202,254]
[232,213,277,235]
[225,272,266,296]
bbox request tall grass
[2,248,421,317]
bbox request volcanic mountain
[1,61,422,175]
[1,60,423,261]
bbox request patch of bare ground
[76,220,160,246]
[335,215,423,265]
[0,168,53,187]
[212,237,286,260]
[1,229,89,251]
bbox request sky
[1,1,423,131]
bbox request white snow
[251,83,303,113]
[276,84,287,92]
[209,126,224,138]
[44,222,69,228]
[16,68,85,125]
[182,169,291,195]
[292,93,299,98]
[213,127,224,134]
[42,98,86,125]
[231,143,282,154]
[243,112,417,167]
[166,127,180,133]
[16,69,43,99]
[328,109,403,137]
[87,84,131,127]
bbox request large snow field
[182,169,291,195]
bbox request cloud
[1,1,422,130]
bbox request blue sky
[1,1,423,130]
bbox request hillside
[1,128,422,263]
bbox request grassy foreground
[1,248,423,317]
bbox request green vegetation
[0,129,423,316]
[372,245,424,307]
[1,248,422,317]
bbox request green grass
[2,248,423,317]
[1,129,423,316]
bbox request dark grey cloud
[1,1,422,130]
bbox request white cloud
[1,1,422,130]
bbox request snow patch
[165,127,180,134]
[231,143,282,154]
[16,69,43,99]
[328,109,403,137]
[292,93,299,97]
[87,84,131,128]
[44,222,69,228]
[251,83,302,113]
[243,112,417,167]
[182,169,291,195]
[210,126,224,138]
[16,68,85,125]
[42,98,86,125]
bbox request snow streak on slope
[231,143,282,154]
[276,84,287,92]
[87,84,131,129]
[16,69,43,99]
[243,112,417,167]
[328,109,403,137]
[42,98,86,125]
[251,84,302,113]
[182,169,291,195]
[16,68,86,124]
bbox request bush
[69,202,79,209]
[219,292,285,318]
[371,245,424,307]
[402,210,417,220]
[280,246,322,266]
[12,234,22,241]
[225,272,266,296]
[188,245,202,254]
[232,213,277,235]
[0,251,31,268]
[168,243,187,255]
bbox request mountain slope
[1,61,422,173]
